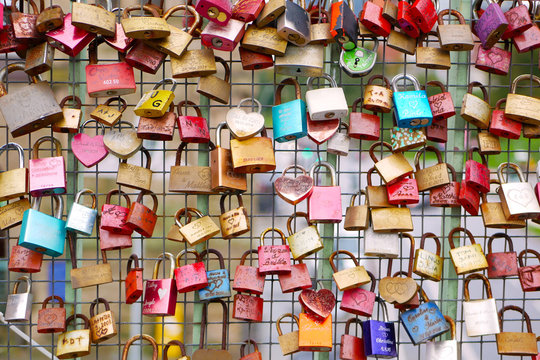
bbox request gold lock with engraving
[461,81,491,129]
[371,205,414,232]
[416,31,451,70]
[89,298,117,343]
[197,56,231,104]
[387,29,417,55]
[71,2,116,36]
[274,43,324,77]
[481,180,526,229]
[344,190,369,231]
[363,75,393,113]
[210,122,247,192]
[505,74,540,125]
[477,130,501,155]
[329,250,370,291]
[369,141,413,184]
[169,142,215,194]
[242,24,288,56]
[413,232,443,281]
[413,145,450,191]
[171,47,217,78]
[286,211,323,260]
[116,148,152,191]
[177,207,220,246]
[219,193,250,239]
[230,127,276,173]
[90,97,127,127]
[56,314,91,359]
[366,166,394,208]
[121,5,170,39]
[257,0,286,27]
[277,313,300,356]
[448,227,488,275]
[53,96,82,133]
[0,142,28,201]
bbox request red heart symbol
[71,133,109,168]
[299,289,336,320]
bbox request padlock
[167,209,192,242]
[489,98,522,139]
[309,8,333,45]
[340,318,366,360]
[195,0,233,25]
[496,305,539,356]
[329,0,358,50]
[474,0,508,49]
[327,123,350,156]
[512,22,540,52]
[46,13,96,57]
[10,0,40,41]
[24,41,55,76]
[370,141,414,184]
[226,98,265,140]
[505,74,540,125]
[459,179,481,215]
[201,18,246,51]
[69,233,113,289]
[364,226,400,257]
[89,298,117,343]
[124,40,165,74]
[518,249,540,291]
[240,339,263,360]
[465,147,490,193]
[19,195,65,257]
[90,97,127,127]
[276,0,311,46]
[53,95,83,133]
[174,249,208,293]
[28,136,66,196]
[169,142,214,194]
[386,174,419,205]
[238,46,274,70]
[523,122,540,138]
[387,28,417,55]
[278,258,312,293]
[477,130,501,155]
[0,143,27,202]
[197,56,231,104]
[397,0,420,38]
[408,0,437,33]
[198,249,231,300]
[85,39,136,98]
[143,252,177,316]
[134,78,177,118]
[362,297,397,358]
[38,295,66,333]
[230,127,276,173]
[425,118,447,143]
[0,62,62,137]
[272,78,307,143]
[448,227,489,275]
[463,273,501,336]
[390,123,426,152]
[122,334,158,360]
[163,339,189,360]
[99,222,132,251]
[171,47,217,78]
[36,1,64,33]
[461,81,492,129]
[234,249,266,295]
[241,24,288,56]
[100,189,132,235]
[348,97,380,140]
[307,113,339,145]
[366,166,393,208]
[413,232,443,281]
[137,102,176,141]
[274,164,314,205]
[391,73,433,128]
[298,311,332,352]
[210,122,247,192]
[233,0,265,22]
[500,0,533,39]
[425,80,455,121]
[0,24,28,54]
[497,162,540,219]
[220,193,250,239]
[329,250,370,291]
[176,207,220,246]
[344,191,369,231]
[276,313,300,355]
[116,147,152,191]
[192,300,233,360]
[274,43,324,77]
[8,245,42,273]
[258,227,291,275]
[306,73,348,120]
[126,190,158,237]
[413,145,451,191]
[475,41,512,75]
[486,233,518,278]
[481,180,526,228]
[435,9,474,51]
[66,189,98,236]
[425,315,458,360]
[120,5,169,39]
[103,8,134,53]
[363,75,393,113]
[360,0,391,37]
[5,276,33,322]
[383,0,399,25]
[285,211,323,260]
[56,314,91,359]
[176,100,211,143]
[71,0,116,36]
[233,292,264,322]
[125,254,143,304]
[340,271,377,316]
[308,161,342,223]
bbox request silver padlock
[66,189,98,236]
[326,123,350,156]
[305,73,348,120]
[5,276,33,322]
[363,226,399,258]
[497,162,540,220]
[426,315,459,360]
[277,0,311,47]
[339,35,379,77]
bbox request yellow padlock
[134,78,177,118]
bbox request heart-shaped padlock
[299,288,336,320]
[274,165,314,205]
[306,114,339,145]
[103,120,143,159]
[339,36,379,77]
[226,97,265,140]
[71,120,109,167]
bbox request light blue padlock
[391,73,433,128]
[198,249,231,301]
[19,195,66,257]
[66,189,98,236]
[272,77,307,143]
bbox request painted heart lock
[274,165,314,205]
[306,113,339,144]
[103,121,143,159]
[299,288,336,320]
[71,120,108,168]
[226,98,265,140]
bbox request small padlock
[340,271,377,317]
[364,226,400,257]
[298,311,333,352]
[69,234,113,289]
[137,102,176,141]
[122,334,158,360]
[9,0,41,41]
[120,5,170,39]
[278,258,312,293]
[0,143,28,201]
[8,245,42,273]
[360,0,391,37]
[28,136,66,196]
[116,148,152,191]
[366,166,394,208]
[348,97,380,140]
[24,41,55,76]
[369,141,414,184]
[240,339,263,360]
[126,190,158,237]
[258,227,292,275]
[174,249,208,293]
[486,233,518,278]
[383,0,399,25]
[124,40,165,74]
[238,46,274,70]
[344,191,369,231]
[241,24,288,56]
[475,40,511,75]
[505,74,540,125]
[233,292,264,322]
[362,297,397,358]
[53,95,83,133]
[308,161,342,223]
[272,78,307,143]
[286,211,323,260]
[234,249,266,295]
[426,80,455,121]
[448,227,489,275]
[198,249,231,300]
[233,0,265,22]
[478,130,501,155]
[103,8,134,53]
[99,221,132,251]
[408,0,437,33]
[330,0,358,50]
[176,207,221,246]
[220,193,250,239]
[5,276,33,322]
[176,100,211,143]
[277,313,300,355]
[56,314,91,359]
[89,298,117,343]
[329,250,370,291]
[169,142,214,194]
[46,13,96,57]
[192,300,233,360]
[425,118,447,143]
[230,127,276,173]
[413,145,451,191]
[461,82,491,129]
[340,318,366,360]
[226,97,265,140]
[489,98,522,139]
[496,305,539,356]
[363,74,393,113]
[125,254,143,304]
[459,179,481,215]
[390,123,427,152]
[397,0,420,37]
[474,0,508,49]
[413,232,443,281]
[201,18,246,51]
[275,43,325,77]
[481,179,526,228]
[326,123,350,156]
[171,47,217,78]
[163,339,189,360]
[134,78,177,118]
[391,73,433,128]
[465,146,490,193]
[437,9,474,51]
[463,273,501,337]
[37,295,66,333]
[210,122,247,192]
[143,252,177,316]
[386,174,419,205]
[497,162,540,219]
[100,189,132,235]
[426,315,459,360]
[66,189,98,236]
[306,73,348,120]
[36,1,64,33]
[500,0,533,39]
[518,249,540,292]
[90,97,127,127]
[197,56,231,104]
[512,22,540,52]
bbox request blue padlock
[198,249,231,301]
[65,189,98,236]
[391,73,433,128]
[272,77,307,143]
[363,297,397,358]
[400,288,450,345]
[19,195,66,257]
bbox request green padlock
[339,35,378,77]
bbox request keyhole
[354,58,360,66]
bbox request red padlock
[513,23,540,53]
[360,0,391,37]
[104,10,134,53]
[240,339,263,360]
[8,245,43,273]
[340,318,366,360]
[126,190,158,238]
[125,254,144,304]
[458,180,481,215]
[174,249,208,293]
[101,189,133,235]
[408,0,437,33]
[518,249,540,292]
[475,41,511,75]
[425,119,448,143]
[430,164,461,207]
[387,175,419,205]
[397,0,420,38]
[137,102,177,141]
[124,40,166,74]
[465,147,490,193]
[143,252,177,316]
[238,47,273,70]
[0,24,29,54]
[233,293,264,322]
[10,0,41,42]
[500,0,533,39]
[99,225,132,251]
[426,81,455,121]
[45,13,96,56]
[232,0,265,22]
[486,233,518,279]
[340,271,376,317]
[201,18,245,52]
[176,100,211,143]
[278,259,312,293]
[233,249,266,295]
[348,97,380,141]
[489,98,522,139]
[37,296,66,333]
[257,227,292,275]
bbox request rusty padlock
[37,295,66,333]
[486,233,518,278]
[125,190,158,237]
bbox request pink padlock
[46,13,96,57]
[71,120,109,168]
[29,136,66,196]
[308,162,342,223]
[340,271,377,317]
[174,249,208,293]
[195,0,233,26]
[257,228,291,275]
[475,42,511,75]
[201,18,245,51]
[143,253,178,317]
[100,189,133,235]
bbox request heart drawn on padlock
[350,290,368,305]
[71,133,109,168]
[299,289,336,320]
[44,313,58,324]
[103,126,142,159]
[378,276,418,304]
[275,172,314,205]
[198,168,211,181]
[507,188,533,207]
[157,288,167,299]
[488,52,503,64]
[226,108,265,140]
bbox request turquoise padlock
[339,36,379,77]
[272,77,307,143]
[19,195,66,257]
[198,249,231,301]
[391,73,433,128]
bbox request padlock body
[390,127,426,152]
[90,310,117,343]
[199,268,231,300]
[272,99,307,142]
[438,24,475,51]
[298,313,332,352]
[100,225,132,251]
[340,287,376,317]
[465,159,490,193]
[306,88,349,121]
[360,2,391,37]
[56,329,91,359]
[46,14,96,57]
[501,4,532,39]
[274,43,324,78]
[116,163,152,191]
[371,207,413,232]
[241,25,288,56]
[397,1,420,38]
[458,180,481,215]
[53,107,82,133]
[330,1,359,50]
[308,185,342,223]
[408,0,437,33]
[101,204,132,235]
[126,202,157,237]
[238,47,274,70]
[8,245,43,273]
[400,301,449,345]
[230,137,276,173]
[278,330,300,355]
[212,147,248,192]
[362,320,397,357]
[0,198,30,231]
[518,264,540,291]
[499,182,540,220]
[233,293,263,321]
[146,25,194,58]
[333,266,371,291]
[344,204,369,231]
[449,244,488,275]
[177,115,211,143]
[496,332,538,356]
[201,19,245,51]
[137,111,176,141]
[178,216,220,246]
[5,292,32,322]
[278,262,312,293]
[364,227,400,257]
[71,263,113,289]
[24,41,55,76]
[387,177,419,205]
[19,209,66,257]
[169,165,214,194]
[348,112,380,140]
[425,118,447,143]
[414,163,450,192]
[487,251,518,278]
[233,264,265,294]
[0,25,28,54]
[277,2,311,46]
[393,90,432,128]
[258,244,291,275]
[142,278,177,316]
[220,206,250,239]
[90,105,123,127]
[66,203,97,236]
[195,0,233,26]
[233,0,265,22]
[327,132,350,156]
[475,45,511,75]
[363,84,393,113]
[341,334,366,360]
[125,268,144,304]
[125,40,165,74]
[104,23,134,53]
[513,24,540,53]
[425,340,458,360]
[506,93,540,125]
[0,168,28,201]
[85,62,136,98]
[174,262,208,293]
[489,109,522,139]
[134,90,174,118]
[240,351,263,360]
[413,248,442,281]
[474,3,508,49]
[463,298,500,336]
[481,201,526,229]
[428,91,455,121]
[287,225,323,260]
[71,2,116,36]
[38,307,66,333]
[10,12,40,41]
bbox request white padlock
[305,73,348,121]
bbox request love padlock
[226,98,265,140]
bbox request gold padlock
[477,130,501,155]
[197,56,231,104]
[69,233,113,289]
[344,190,369,231]
[166,208,192,243]
[0,197,31,230]
[413,232,443,281]
[276,313,300,356]
[329,250,370,291]
[481,180,526,229]
[436,9,474,51]
[461,81,491,129]
[36,3,64,33]
[90,97,127,127]
[171,47,217,78]
[219,193,250,239]
[210,122,247,192]
[177,207,220,246]
[365,166,394,208]
[230,126,276,173]
[56,314,91,359]
[363,75,393,113]
[413,145,450,191]
[309,8,334,44]
[256,0,286,27]
[116,148,153,191]
[169,142,215,194]
[274,43,324,77]
[415,31,451,70]
[53,96,83,133]
[121,5,170,39]
[523,123,540,138]
[387,29,417,55]
[505,74,540,125]
[286,211,323,260]
[382,0,399,25]
[0,142,28,201]
[242,24,288,56]
[89,298,117,343]
[369,141,413,184]
[371,205,414,232]
[24,41,55,76]
[71,2,116,36]
[448,227,488,275]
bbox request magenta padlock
[340,271,377,317]
[104,22,134,53]
[195,0,233,26]
[474,0,508,49]
[143,253,177,317]
[308,162,342,224]
[465,147,490,194]
[475,41,511,75]
[201,18,245,51]
[29,136,66,196]
[500,0,533,39]
[46,13,96,57]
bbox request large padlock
[437,9,474,50]
[210,123,247,192]
[387,28,417,54]
[5,276,33,322]
[198,249,231,300]
[286,211,323,260]
[461,81,491,129]
[497,162,540,219]
[413,232,443,281]
[416,31,451,69]
[366,166,393,208]
[19,195,66,257]
[425,80,455,121]
[276,313,300,355]
[89,297,117,343]
[364,226,400,257]
[340,318,366,360]
[176,100,211,143]
[340,271,377,317]
[233,292,264,322]
[66,189,97,236]
[233,0,265,22]
[0,143,28,201]
[234,249,266,295]
[240,339,263,360]
[275,42,324,77]
[326,123,350,156]
[330,0,358,50]
[169,142,214,194]
[120,5,169,39]
[24,41,55,76]
[362,297,397,358]
[360,0,391,37]
[8,245,42,273]
[425,315,459,360]
[298,311,332,352]
[258,227,291,275]
[307,113,339,145]
[501,0,533,39]
[344,191,369,231]
[348,97,380,141]
[481,180,526,228]
[486,233,518,278]
[276,0,310,46]
[370,141,414,185]
[71,0,116,36]
[116,148,153,191]
[278,258,312,293]
[46,13,96,57]
[489,98,522,139]
[126,190,158,237]
[176,207,220,246]
[474,0,508,49]
[475,40,511,75]
[230,127,276,173]
[448,227,488,275]
[137,102,176,141]
[413,145,450,191]
[163,339,189,360]
[408,0,437,33]
[56,314,91,359]
[38,295,66,333]
[397,0,420,37]
[90,97,127,127]
[0,62,62,137]
[171,47,217,78]
[53,95,83,133]
[197,56,231,105]
[241,24,288,56]
[134,78,177,118]
[274,164,314,205]
[306,73,348,120]
[309,8,333,45]
[308,161,342,223]
[329,250,370,291]
[518,249,540,291]
[143,252,177,316]
[505,74,540,125]
[101,189,132,235]
[201,18,245,51]
[363,74,393,113]
[238,46,274,70]
[463,273,501,337]
[496,305,538,356]
[272,78,307,143]
[459,178,481,215]
[391,73,432,128]
[10,0,40,41]
[174,249,208,293]
[465,146,490,193]
[192,300,233,360]
[36,1,64,33]
[103,8,134,53]
[125,254,143,304]
[220,193,249,239]
[69,234,113,289]
[124,40,166,74]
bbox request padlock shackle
[329,250,360,273]
[237,97,263,114]
[121,147,152,169]
[425,80,447,95]
[349,190,366,207]
[112,119,135,131]
[281,164,309,178]
[200,248,226,270]
[42,295,64,309]
[122,334,158,360]
[466,81,489,102]
[344,317,363,335]
[32,136,62,159]
[444,315,456,340]
[80,119,106,135]
[163,340,187,360]
[286,211,312,235]
[220,192,244,213]
[240,339,259,357]
[212,56,231,82]
[127,254,142,272]
[497,162,526,184]
[366,166,384,186]
[275,77,302,105]
[414,145,444,170]
[175,249,203,267]
[163,4,201,35]
[391,73,421,93]
[74,188,97,209]
[437,9,466,25]
[12,276,31,294]
[152,252,175,279]
[173,207,193,228]
[386,233,415,276]
[309,161,337,186]
[367,74,391,89]
[32,194,64,218]
[417,31,441,48]
[0,61,41,85]
[175,141,216,166]
[215,122,231,148]
[177,100,203,117]
[366,270,377,292]
[259,227,287,246]
[0,142,24,169]
[487,233,514,254]
[420,232,441,256]
[368,141,393,163]
[239,249,259,266]
[199,299,228,350]
[374,296,389,322]
[463,273,493,301]
[89,297,111,317]
[510,74,540,94]
[135,190,158,213]
[11,0,39,14]
[498,305,533,333]
[276,313,299,335]
[306,73,338,90]
[103,96,128,112]
[467,146,488,166]
[105,189,131,208]
[446,163,458,182]
[495,98,507,110]
[152,77,178,92]
[352,97,373,114]
[518,249,540,267]
[122,4,160,19]
[448,226,476,249]
[65,313,90,330]
[68,232,108,269]
[481,179,502,203]
[59,95,82,109]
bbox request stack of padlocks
[1,0,540,358]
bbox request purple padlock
[362,297,397,358]
[474,0,508,49]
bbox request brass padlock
[241,24,288,56]
[448,227,489,275]
[0,143,28,201]
[89,297,117,343]
[496,305,539,356]
[171,47,217,78]
[387,29,417,55]
[366,166,394,208]
[413,232,443,281]
[363,75,393,113]
[344,190,369,231]
[90,97,127,127]
[481,180,526,229]
[197,56,231,104]
[257,0,286,27]
[461,81,491,129]
[53,95,83,133]
[309,8,333,44]
[274,43,324,77]
[286,211,323,260]
[219,193,250,239]
[71,1,116,36]
[166,209,190,243]
[505,74,540,125]
[383,0,399,25]
[477,130,501,155]
[276,313,300,356]
[169,142,215,194]
[69,233,113,289]
[437,9,474,51]
[103,121,143,159]
[0,197,31,231]
[177,207,220,246]
[413,145,450,191]
[56,314,91,359]
[210,122,247,192]
[121,5,170,39]
[230,127,276,173]
[36,2,64,33]
[329,250,371,291]
[24,41,55,76]
[369,141,414,184]
[116,147,153,191]
[416,31,451,70]
[371,205,414,232]
[497,162,540,220]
